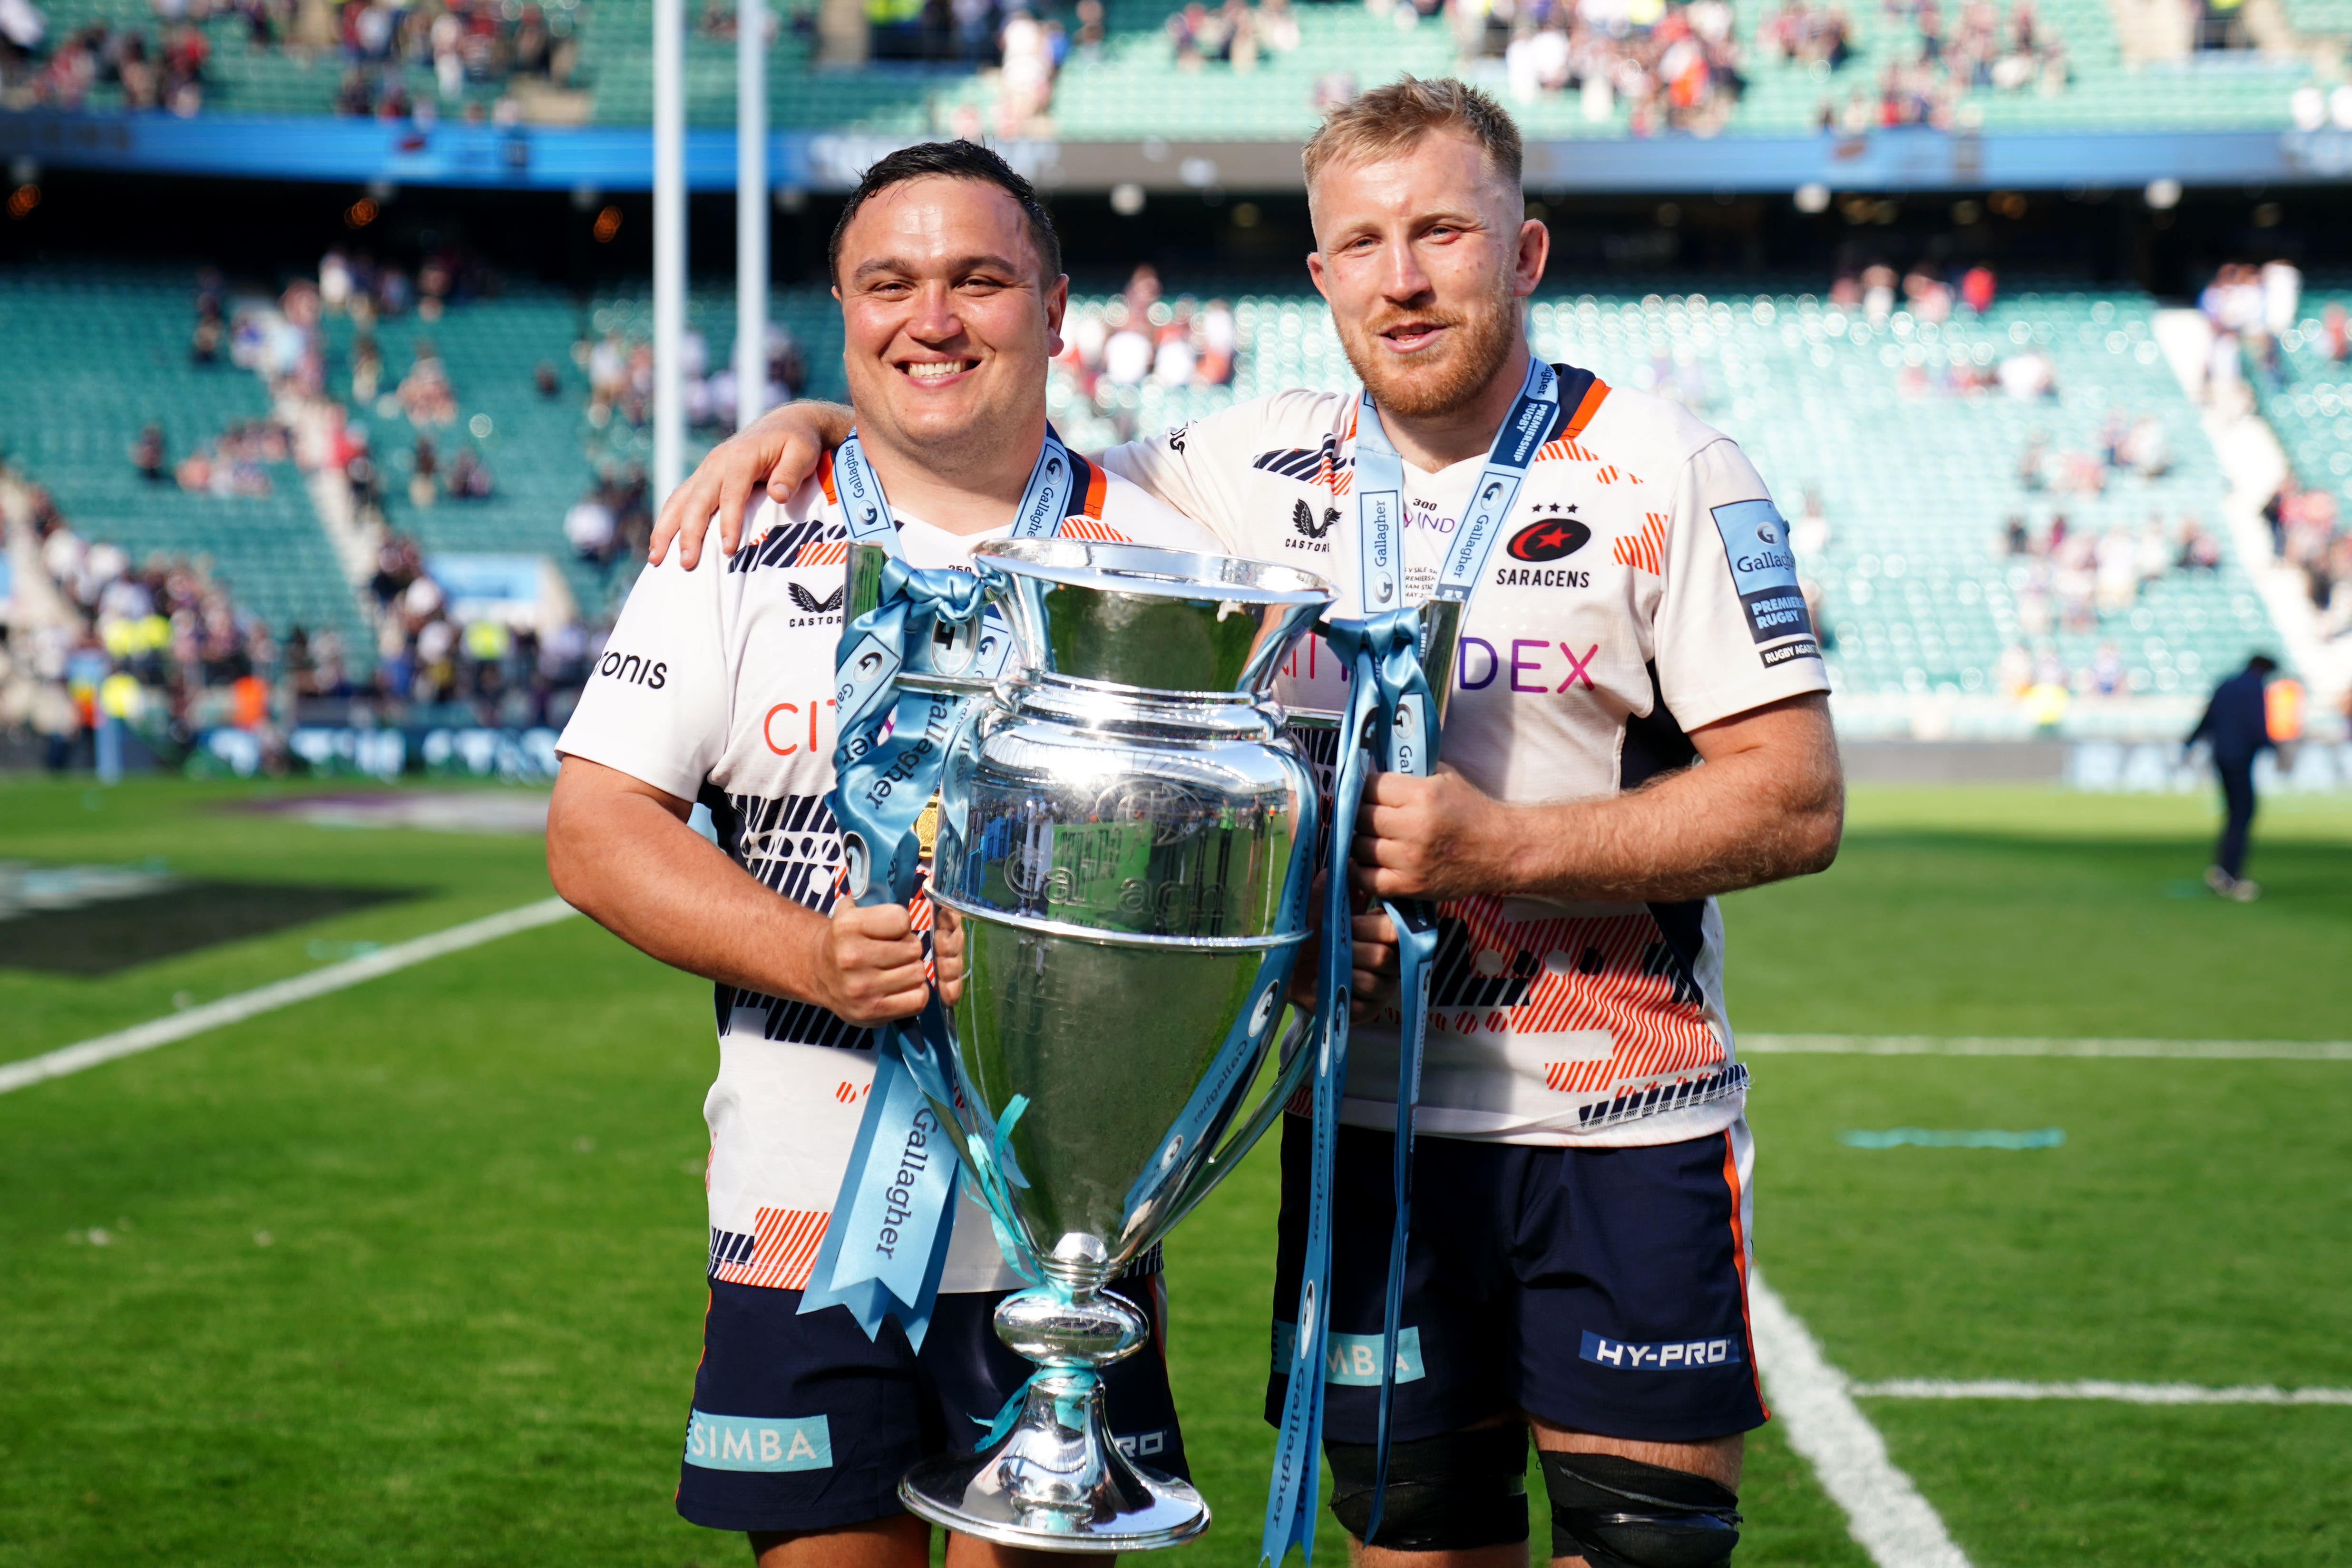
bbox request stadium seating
[0,264,371,653]
[5,0,539,117]
[10,0,2317,134]
[1049,277,2278,704]
[0,264,2283,712]
[2251,283,2352,509]
[593,0,2315,138]
[321,291,632,621]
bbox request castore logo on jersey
[1290,499,1336,539]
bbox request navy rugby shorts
[678,1267,1187,1534]
[1267,1119,1766,1445]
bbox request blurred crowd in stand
[359,532,595,727]
[0,0,578,117]
[1477,0,1750,136]
[0,0,215,113]
[332,0,577,119]
[577,320,805,439]
[2193,259,2352,639]
[0,464,292,767]
[1807,0,2069,134]
[1992,419,2222,701]
[2194,259,2306,395]
[1051,267,1238,440]
[1166,0,1298,69]
[2264,478,2351,640]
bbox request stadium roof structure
[6,111,2352,193]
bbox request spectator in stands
[191,310,224,365]
[409,435,440,507]
[2017,430,2047,490]
[2087,640,2125,696]
[1961,263,1996,314]
[444,444,492,500]
[991,8,1059,135]
[131,425,167,483]
[398,341,457,426]
[564,487,620,571]
[2186,653,2276,899]
[2176,514,2222,572]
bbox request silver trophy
[894,538,1335,1551]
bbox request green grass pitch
[1,775,2347,1567]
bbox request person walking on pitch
[545,141,1223,1568]
[652,79,1845,1568]
[2186,652,2280,901]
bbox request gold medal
[915,795,941,862]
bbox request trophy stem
[898,1288,1209,1551]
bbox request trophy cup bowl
[901,540,1335,1551]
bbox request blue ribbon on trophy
[1261,358,1560,1566]
[797,430,1078,1350]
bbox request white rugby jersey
[557,452,1222,1293]
[1101,366,1828,1148]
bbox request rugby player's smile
[896,355,980,387]
[1377,318,1451,354]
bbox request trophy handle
[1146,1008,1314,1239]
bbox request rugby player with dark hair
[547,140,1222,1568]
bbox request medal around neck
[898,538,1333,1551]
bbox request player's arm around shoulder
[650,399,856,568]
[1096,469,1227,555]
[1095,389,1345,555]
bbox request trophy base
[899,1366,1209,1552]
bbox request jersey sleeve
[555,532,738,802]
[1651,437,1830,732]
[1096,396,1292,554]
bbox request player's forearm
[1504,757,1840,903]
[798,400,855,446]
[547,787,831,1001]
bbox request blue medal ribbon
[797,429,1076,1350]
[1262,357,1560,1566]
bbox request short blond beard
[1336,264,1522,421]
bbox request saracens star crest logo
[1506,516,1592,563]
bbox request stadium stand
[0,0,2322,130]
[0,259,2288,734]
[0,0,583,118]
[1045,274,2280,711]
[587,0,2317,137]
[2247,280,2352,639]
[0,264,370,653]
[320,290,633,621]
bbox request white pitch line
[1742,1033,2352,1062]
[0,896,579,1097]
[1853,1378,2352,1406]
[1748,1270,1974,1568]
